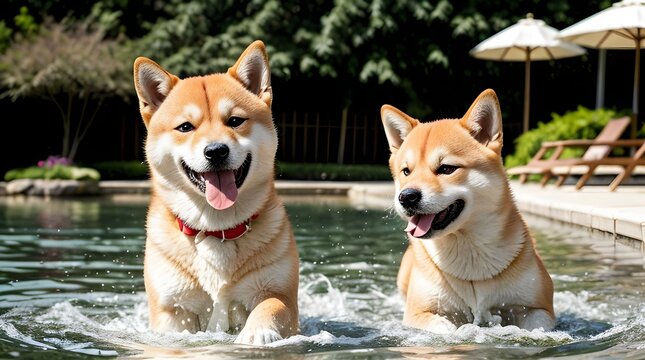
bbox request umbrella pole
[524,52,531,133]
[632,36,641,139]
[596,49,606,109]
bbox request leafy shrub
[91,161,149,180]
[276,162,391,181]
[4,165,100,181]
[504,106,631,168]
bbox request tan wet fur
[381,89,555,333]
[133,41,299,345]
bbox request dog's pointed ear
[381,105,420,151]
[228,40,272,106]
[133,57,180,127]
[460,89,503,152]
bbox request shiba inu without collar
[133,41,299,345]
[381,89,555,333]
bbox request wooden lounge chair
[550,140,645,191]
[506,116,631,186]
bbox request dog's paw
[234,326,282,346]
[488,314,502,327]
[474,310,502,327]
[426,315,457,334]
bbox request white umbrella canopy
[559,0,645,138]
[559,0,645,49]
[470,14,586,133]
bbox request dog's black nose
[204,143,229,162]
[399,188,421,208]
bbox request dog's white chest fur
[420,222,524,282]
[418,224,526,324]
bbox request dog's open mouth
[181,154,251,210]
[405,199,465,238]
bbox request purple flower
[38,155,73,167]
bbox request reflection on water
[0,195,643,359]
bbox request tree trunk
[337,106,348,164]
[68,97,103,162]
[49,92,73,160]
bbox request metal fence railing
[275,110,390,165]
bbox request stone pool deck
[1,179,644,246]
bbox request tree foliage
[0,22,12,54]
[0,0,627,166]
[136,0,327,78]
[2,0,610,115]
[0,6,39,53]
[0,17,133,161]
[130,0,604,115]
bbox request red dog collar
[177,214,258,241]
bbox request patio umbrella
[559,0,645,138]
[470,13,586,133]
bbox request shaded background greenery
[0,0,639,180]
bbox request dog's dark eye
[402,167,411,176]
[227,116,247,128]
[437,164,458,175]
[175,122,195,133]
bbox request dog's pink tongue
[405,214,435,238]
[203,170,237,210]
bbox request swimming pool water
[0,195,644,359]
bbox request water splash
[0,276,644,358]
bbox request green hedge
[276,162,391,181]
[90,161,149,180]
[4,161,148,181]
[504,106,633,169]
[3,161,391,182]
[92,161,391,181]
[91,161,390,181]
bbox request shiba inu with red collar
[380,89,555,333]
[133,41,299,345]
